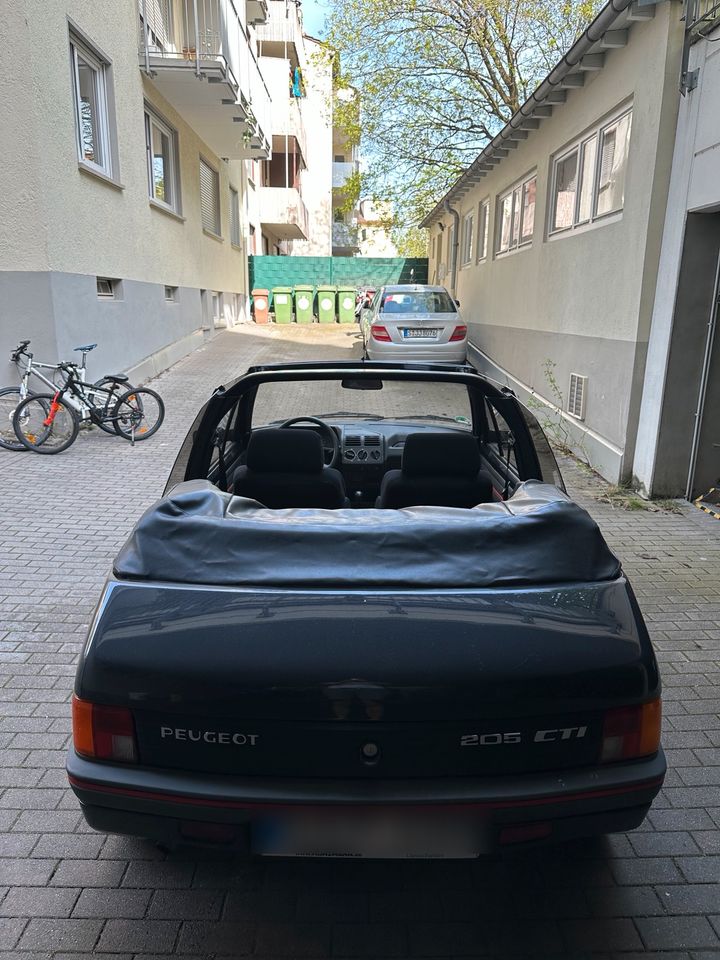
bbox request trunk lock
[362,742,380,764]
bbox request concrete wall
[0,0,250,384]
[633,22,720,496]
[427,4,682,482]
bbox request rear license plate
[403,328,439,339]
[252,811,484,859]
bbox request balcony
[259,186,309,240]
[332,222,360,254]
[138,0,271,159]
[333,160,359,190]
[686,0,720,40]
[255,0,305,68]
[246,0,269,25]
[260,57,308,162]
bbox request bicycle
[12,362,165,455]
[0,341,135,451]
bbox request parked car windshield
[381,291,457,314]
[252,379,473,429]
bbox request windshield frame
[167,365,558,495]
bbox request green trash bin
[294,285,315,324]
[337,286,357,324]
[272,286,293,324]
[317,285,337,323]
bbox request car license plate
[252,811,483,859]
[403,328,439,339]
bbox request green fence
[249,256,429,306]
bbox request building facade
[251,1,333,257]
[422,0,684,485]
[633,0,720,499]
[0,0,271,384]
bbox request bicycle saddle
[103,374,129,383]
[74,343,97,352]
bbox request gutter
[420,0,635,228]
[444,200,461,297]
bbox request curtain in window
[553,151,578,230]
[596,113,632,217]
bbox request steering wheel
[279,417,341,468]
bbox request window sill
[78,162,124,190]
[203,228,224,243]
[231,242,243,252]
[547,210,623,242]
[150,199,185,222]
[494,242,532,261]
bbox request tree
[329,0,600,226]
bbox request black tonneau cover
[114,481,620,588]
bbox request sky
[301,0,331,38]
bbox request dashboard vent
[364,435,381,446]
[345,435,362,446]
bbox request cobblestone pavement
[0,324,719,959]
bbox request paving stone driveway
[0,324,719,959]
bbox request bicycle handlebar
[10,340,31,362]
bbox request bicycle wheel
[92,378,136,436]
[13,393,79,454]
[0,387,41,451]
[112,388,165,441]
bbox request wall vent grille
[568,373,587,420]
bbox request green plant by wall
[526,359,591,465]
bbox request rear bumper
[67,748,665,854]
[366,340,467,363]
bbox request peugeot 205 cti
[68,361,664,858]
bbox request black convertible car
[68,361,664,857]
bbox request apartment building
[357,200,399,258]
[332,89,361,256]
[423,0,684,487]
[250,0,333,256]
[0,0,271,383]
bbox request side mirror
[454,299,461,308]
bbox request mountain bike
[12,362,165,455]
[0,341,135,451]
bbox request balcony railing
[684,0,720,40]
[333,160,359,190]
[332,223,360,251]
[138,0,271,157]
[255,0,305,67]
[259,186,309,240]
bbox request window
[199,158,221,236]
[476,199,489,262]
[145,107,180,212]
[70,32,114,176]
[97,277,120,299]
[496,173,537,255]
[550,107,632,235]
[164,285,178,302]
[461,211,474,265]
[230,186,241,247]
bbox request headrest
[402,432,481,479]
[246,429,324,474]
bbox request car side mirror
[454,299,461,308]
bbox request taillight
[72,694,138,763]
[600,699,661,763]
[450,325,467,342]
[371,325,392,342]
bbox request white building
[632,0,720,499]
[0,0,272,384]
[423,0,685,486]
[251,1,333,256]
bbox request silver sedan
[360,285,467,363]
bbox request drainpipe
[444,199,460,298]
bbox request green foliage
[333,169,363,216]
[526,358,591,465]
[328,0,602,225]
[392,225,429,258]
